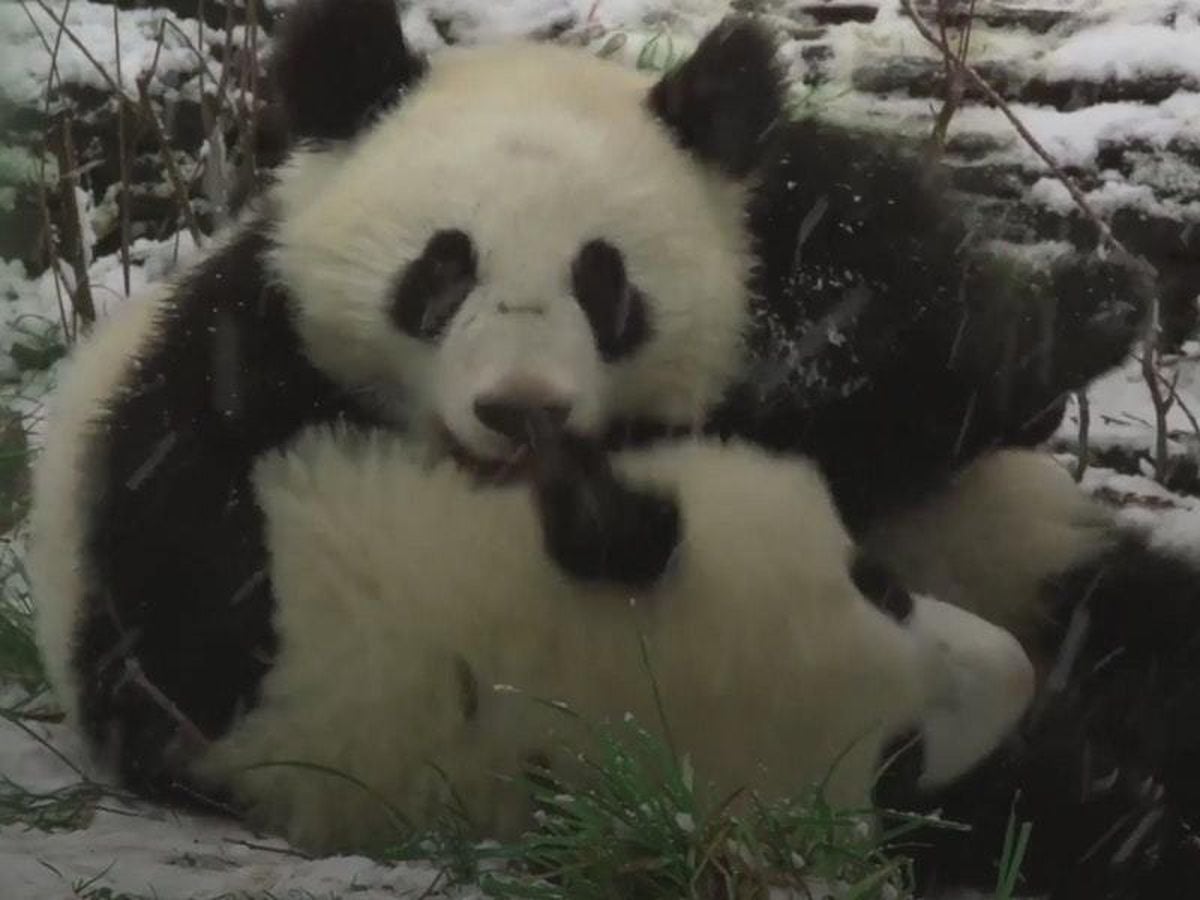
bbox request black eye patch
[849,550,915,623]
[571,239,651,361]
[389,229,477,341]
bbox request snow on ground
[1055,345,1200,454]
[0,2,211,105]
[2,0,1199,897]
[1,717,480,899]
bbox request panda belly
[194,431,937,850]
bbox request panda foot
[529,426,680,590]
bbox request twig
[120,657,211,750]
[33,175,71,343]
[214,0,239,118]
[221,837,313,860]
[30,0,127,100]
[1074,391,1089,482]
[114,5,131,297]
[22,0,73,340]
[198,0,205,100]
[1140,329,1173,482]
[902,0,1170,484]
[1159,369,1200,440]
[0,708,88,780]
[49,113,97,330]
[137,74,203,245]
[245,0,260,180]
[901,0,1120,253]
[927,0,975,159]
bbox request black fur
[873,730,927,810]
[455,656,480,722]
[572,239,651,362]
[647,16,788,178]
[389,229,478,341]
[848,551,914,623]
[890,535,1200,899]
[709,118,1152,533]
[271,0,427,142]
[530,428,680,589]
[75,226,382,802]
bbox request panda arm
[733,120,1151,532]
[73,225,380,798]
[530,429,680,589]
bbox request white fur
[195,433,1032,852]
[908,596,1034,788]
[269,42,753,462]
[865,450,1116,643]
[29,293,164,724]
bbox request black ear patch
[271,0,428,142]
[390,230,478,341]
[572,240,651,361]
[647,16,788,178]
[849,551,915,623]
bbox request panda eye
[571,239,650,361]
[389,229,478,341]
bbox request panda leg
[529,427,680,589]
[889,533,1200,899]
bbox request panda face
[269,16,784,468]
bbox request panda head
[267,0,786,470]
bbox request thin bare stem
[137,75,203,245]
[927,0,972,158]
[114,5,130,297]
[902,0,1170,483]
[34,169,71,343]
[50,114,97,330]
[160,18,229,109]
[1140,322,1173,482]
[30,0,127,99]
[120,657,211,750]
[901,0,1121,252]
[1074,391,1090,482]
[245,0,259,180]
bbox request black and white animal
[28,0,1144,860]
[190,429,1030,849]
[862,449,1200,899]
[28,258,1035,853]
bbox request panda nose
[473,398,570,443]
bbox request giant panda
[187,427,1033,850]
[28,280,1036,850]
[28,0,1141,863]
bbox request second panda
[198,426,1034,851]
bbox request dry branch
[49,114,97,331]
[1074,392,1090,482]
[114,4,131,297]
[137,75,204,245]
[904,0,1170,482]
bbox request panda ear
[270,0,427,143]
[647,16,788,179]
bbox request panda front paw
[530,430,680,590]
[1050,247,1154,386]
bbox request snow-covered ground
[2,716,475,900]
[2,1,1198,897]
